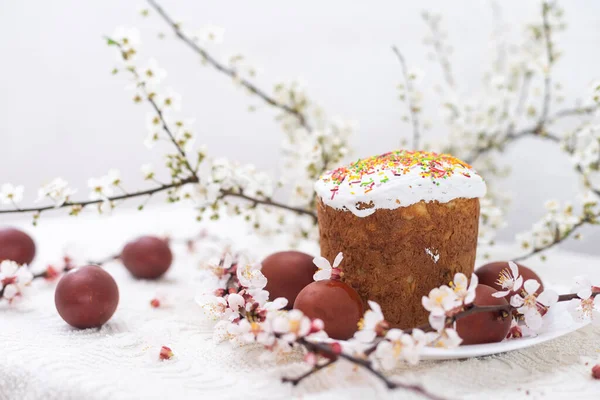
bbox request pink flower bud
[159,346,174,361]
[309,319,324,333]
[45,266,60,281]
[150,298,161,308]
[329,342,342,355]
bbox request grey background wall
[1,0,599,254]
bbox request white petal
[508,261,519,278]
[3,284,18,299]
[492,290,510,298]
[513,276,523,292]
[577,287,592,300]
[354,329,376,343]
[385,328,404,340]
[313,269,331,281]
[523,279,541,295]
[312,256,331,271]
[453,273,468,287]
[510,294,525,307]
[537,289,558,307]
[367,300,382,316]
[429,313,446,332]
[16,268,33,285]
[227,293,245,311]
[332,252,344,269]
[591,310,600,326]
[468,273,479,290]
[0,260,18,276]
[267,297,288,310]
[524,310,543,331]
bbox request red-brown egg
[121,236,172,279]
[0,227,36,265]
[55,265,119,329]
[294,279,364,340]
[261,251,317,309]
[456,284,511,345]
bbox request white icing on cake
[314,150,487,217]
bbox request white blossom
[141,164,154,180]
[354,300,386,343]
[491,261,523,298]
[195,24,225,44]
[87,176,114,200]
[0,183,24,205]
[236,259,267,290]
[430,328,462,349]
[0,260,33,300]
[374,328,427,369]
[140,58,167,88]
[510,279,558,331]
[36,178,77,207]
[111,27,141,48]
[227,319,275,346]
[450,273,478,305]
[158,87,182,111]
[272,309,311,343]
[313,252,343,281]
[567,275,600,325]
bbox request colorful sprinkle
[321,150,475,198]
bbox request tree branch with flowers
[193,250,600,398]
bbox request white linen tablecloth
[1,206,599,400]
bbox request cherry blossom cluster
[0,256,78,302]
[0,260,33,302]
[196,254,327,358]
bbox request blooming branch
[392,46,422,150]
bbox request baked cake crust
[317,197,480,328]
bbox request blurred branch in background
[1,0,600,260]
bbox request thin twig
[146,0,311,132]
[392,46,421,150]
[539,1,554,125]
[297,338,447,400]
[282,359,335,386]
[220,189,317,222]
[423,13,455,89]
[0,178,196,215]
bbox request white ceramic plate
[420,298,589,360]
[323,285,590,360]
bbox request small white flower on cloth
[0,183,24,205]
[510,279,558,331]
[227,319,275,346]
[313,252,343,281]
[272,309,311,343]
[354,300,388,343]
[0,260,33,301]
[36,178,77,207]
[567,275,600,325]
[492,261,523,298]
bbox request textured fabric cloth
[1,207,599,400]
